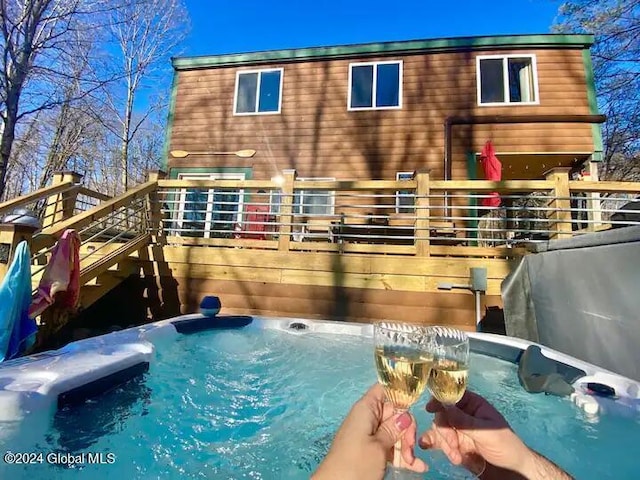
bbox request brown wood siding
[170,277,496,330]
[151,246,511,328]
[169,47,593,181]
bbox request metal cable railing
[30,197,148,289]
[155,183,640,251]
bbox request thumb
[375,412,413,449]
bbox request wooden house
[165,33,603,185]
[152,33,608,327]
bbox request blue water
[1,327,639,479]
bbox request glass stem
[393,438,403,469]
[393,407,406,469]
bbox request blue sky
[182,0,562,57]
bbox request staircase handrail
[38,180,158,239]
[0,181,77,218]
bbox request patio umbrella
[478,140,502,208]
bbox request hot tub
[0,315,638,479]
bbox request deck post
[0,223,39,280]
[146,170,166,242]
[42,171,83,229]
[414,170,431,257]
[545,167,572,239]
[277,169,297,252]
[586,160,602,230]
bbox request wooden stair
[78,259,140,310]
[76,233,150,310]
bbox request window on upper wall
[348,61,402,110]
[234,68,283,115]
[477,55,539,106]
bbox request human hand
[418,390,531,476]
[312,383,427,480]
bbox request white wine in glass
[428,358,469,406]
[427,327,469,406]
[374,322,434,473]
[374,347,433,411]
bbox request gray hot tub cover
[502,226,640,381]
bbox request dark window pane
[480,59,505,104]
[302,190,331,215]
[376,63,400,107]
[398,193,414,214]
[293,192,302,215]
[258,70,281,112]
[269,190,281,214]
[396,172,413,213]
[351,65,373,108]
[183,189,208,237]
[236,73,258,113]
[211,190,240,237]
[508,58,534,103]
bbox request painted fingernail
[396,412,412,430]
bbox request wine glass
[374,322,434,476]
[427,327,469,406]
[427,327,485,476]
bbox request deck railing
[0,167,636,329]
[2,168,639,281]
[154,169,640,258]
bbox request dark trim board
[57,362,150,409]
[171,315,254,334]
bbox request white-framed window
[294,177,336,216]
[267,178,336,216]
[233,68,283,115]
[395,172,415,214]
[176,172,245,238]
[348,61,402,110]
[268,190,281,215]
[476,55,539,106]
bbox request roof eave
[172,34,595,71]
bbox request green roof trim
[162,70,179,171]
[173,34,595,70]
[582,49,604,161]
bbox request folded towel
[0,241,37,361]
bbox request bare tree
[554,0,640,180]
[0,0,119,199]
[37,40,102,188]
[3,110,46,198]
[99,0,188,192]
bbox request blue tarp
[0,241,37,361]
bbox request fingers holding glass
[374,322,434,472]
[424,327,486,477]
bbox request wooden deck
[0,170,638,345]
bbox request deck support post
[414,170,431,257]
[277,170,297,252]
[146,170,166,242]
[545,167,572,239]
[586,160,602,231]
[0,223,38,280]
